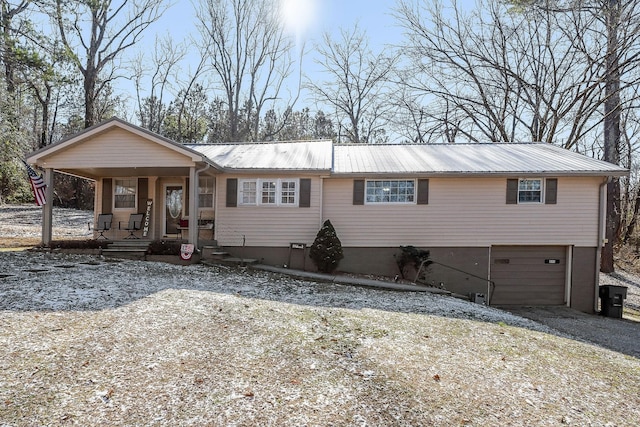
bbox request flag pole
[42,168,53,246]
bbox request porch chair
[95,213,113,240]
[119,213,144,239]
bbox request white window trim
[238,179,257,206]
[364,179,417,205]
[518,178,544,204]
[113,178,137,210]
[238,178,300,207]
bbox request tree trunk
[84,73,96,128]
[601,0,622,273]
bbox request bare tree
[194,0,298,142]
[53,0,166,128]
[394,0,612,146]
[132,35,185,133]
[518,0,640,272]
[307,26,398,144]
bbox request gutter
[595,177,612,312]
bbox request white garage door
[490,246,567,306]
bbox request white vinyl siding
[322,177,601,247]
[216,175,319,247]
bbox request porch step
[200,245,258,266]
[201,258,258,267]
[202,245,229,259]
[101,240,150,260]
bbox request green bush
[395,245,432,280]
[309,219,344,273]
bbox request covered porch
[26,118,222,251]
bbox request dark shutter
[506,179,518,204]
[417,179,429,205]
[545,178,558,204]
[185,178,190,216]
[226,178,238,207]
[137,178,148,213]
[353,180,365,205]
[102,178,112,213]
[299,178,311,207]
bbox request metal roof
[189,140,333,171]
[332,143,628,176]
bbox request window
[281,180,297,205]
[261,180,277,204]
[240,180,257,205]
[518,179,543,203]
[114,178,136,209]
[199,177,214,208]
[365,180,415,204]
[239,178,299,206]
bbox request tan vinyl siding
[40,128,194,168]
[94,176,161,240]
[322,177,602,247]
[215,174,322,247]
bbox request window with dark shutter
[417,179,429,205]
[353,180,364,205]
[545,178,558,204]
[299,178,311,207]
[185,178,190,216]
[506,179,518,204]
[137,178,148,213]
[226,178,238,207]
[102,178,112,213]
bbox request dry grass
[0,237,41,249]
[1,257,639,426]
[1,206,639,425]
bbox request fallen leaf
[243,390,254,397]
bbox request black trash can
[599,285,628,318]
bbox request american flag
[23,160,47,206]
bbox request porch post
[42,168,54,246]
[188,166,198,247]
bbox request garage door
[490,246,567,306]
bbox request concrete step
[101,240,150,260]
[201,257,258,267]
[201,245,230,259]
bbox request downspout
[192,161,211,252]
[595,177,612,312]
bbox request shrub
[147,240,182,255]
[309,219,344,273]
[45,239,110,250]
[395,245,432,280]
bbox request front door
[164,184,183,236]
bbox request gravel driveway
[506,306,640,359]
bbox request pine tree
[309,220,344,273]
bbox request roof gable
[27,117,210,166]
